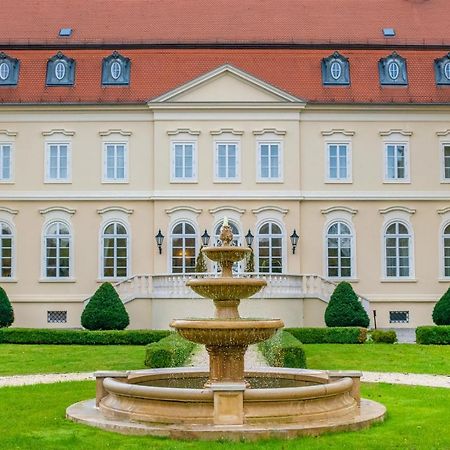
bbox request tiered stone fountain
[67,220,385,440]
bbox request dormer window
[379,52,408,86]
[46,52,75,86]
[434,53,450,85]
[322,52,350,86]
[102,51,130,86]
[0,52,19,86]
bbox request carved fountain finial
[219,216,233,247]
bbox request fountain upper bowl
[186,277,266,300]
[201,246,251,264]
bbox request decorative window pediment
[102,51,130,86]
[321,52,350,86]
[0,52,19,86]
[434,53,450,86]
[46,52,75,86]
[379,52,408,86]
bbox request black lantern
[155,229,164,254]
[245,229,254,247]
[290,229,299,254]
[201,229,210,246]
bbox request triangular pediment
[149,64,304,104]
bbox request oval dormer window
[388,61,400,80]
[55,62,66,80]
[110,61,122,80]
[0,62,10,80]
[444,62,450,80]
[330,61,342,80]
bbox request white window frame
[325,141,352,183]
[100,220,130,280]
[325,221,355,279]
[102,141,129,183]
[440,220,450,279]
[169,221,198,274]
[256,221,284,274]
[41,220,73,280]
[256,140,283,183]
[441,142,450,183]
[0,142,13,183]
[383,142,410,183]
[383,220,414,280]
[45,141,71,183]
[214,140,240,183]
[0,220,14,280]
[170,140,197,183]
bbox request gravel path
[1,346,449,389]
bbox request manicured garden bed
[0,381,449,449]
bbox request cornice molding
[379,129,413,137]
[39,206,76,215]
[436,129,450,137]
[165,206,202,215]
[321,206,358,216]
[99,129,132,137]
[251,206,289,215]
[438,207,450,215]
[42,129,75,137]
[252,128,286,136]
[210,128,244,136]
[379,206,416,215]
[97,206,133,215]
[321,129,355,137]
[0,207,18,215]
[167,128,200,136]
[0,129,18,137]
[209,206,246,215]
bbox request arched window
[257,222,283,273]
[214,221,242,273]
[44,221,71,278]
[444,224,450,277]
[171,222,196,274]
[326,222,352,278]
[0,222,13,278]
[385,222,411,278]
[102,222,128,278]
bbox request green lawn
[2,342,450,376]
[0,381,449,449]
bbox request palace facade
[0,0,449,329]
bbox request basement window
[47,310,67,324]
[383,28,396,37]
[389,311,409,324]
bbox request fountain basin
[67,367,386,440]
[170,318,282,346]
[201,246,251,264]
[186,277,266,300]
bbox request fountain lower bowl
[67,367,386,440]
[170,318,283,345]
[186,277,266,300]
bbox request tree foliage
[0,286,14,328]
[81,282,129,330]
[245,249,255,272]
[195,246,207,272]
[432,287,450,325]
[324,281,369,328]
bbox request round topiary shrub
[432,287,450,325]
[0,285,14,328]
[324,281,370,328]
[81,282,129,330]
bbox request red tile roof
[0,49,449,105]
[2,0,450,46]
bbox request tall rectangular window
[0,144,12,181]
[258,142,282,181]
[215,142,239,181]
[171,142,196,181]
[103,143,127,182]
[385,144,408,181]
[327,143,350,181]
[443,145,450,180]
[46,143,70,182]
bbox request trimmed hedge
[416,326,450,345]
[0,328,170,345]
[370,330,397,344]
[286,327,367,344]
[258,330,307,368]
[144,333,196,368]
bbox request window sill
[170,180,198,184]
[96,277,128,283]
[44,180,72,184]
[382,180,411,184]
[324,180,353,184]
[39,278,76,283]
[438,278,450,283]
[101,180,129,184]
[0,181,15,184]
[327,277,359,283]
[256,180,284,184]
[380,278,417,283]
[0,278,17,283]
[213,180,241,184]
[440,180,450,184]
